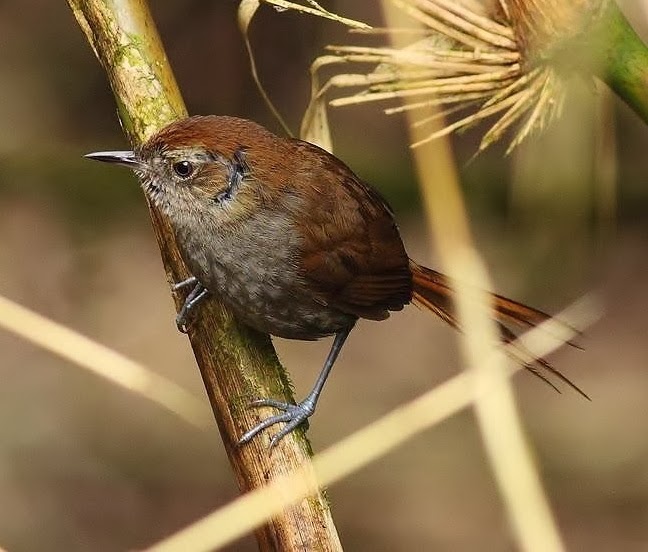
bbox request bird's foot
[173,278,209,333]
[238,397,316,448]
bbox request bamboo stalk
[66,1,342,550]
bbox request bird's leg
[239,325,353,448]
[173,277,209,333]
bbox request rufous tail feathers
[409,260,588,399]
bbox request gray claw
[238,398,315,447]
[238,328,353,448]
[250,398,293,410]
[174,280,209,333]
[173,276,198,291]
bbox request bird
[86,115,586,447]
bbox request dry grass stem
[411,0,517,48]
[432,0,514,37]
[411,100,483,127]
[385,92,490,113]
[261,0,371,29]
[498,0,511,19]
[241,0,372,142]
[239,0,293,136]
[378,3,579,548]
[0,294,211,428]
[350,26,430,35]
[410,88,522,146]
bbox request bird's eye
[172,160,194,178]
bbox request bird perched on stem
[87,115,586,447]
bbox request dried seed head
[316,0,601,153]
[504,0,605,55]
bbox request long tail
[409,260,588,399]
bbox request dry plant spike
[350,26,430,36]
[330,73,516,107]
[432,0,514,38]
[481,67,539,108]
[384,90,492,113]
[238,0,293,137]
[410,89,522,147]
[498,0,511,20]
[300,55,345,151]
[479,75,543,150]
[314,0,571,153]
[411,100,482,128]
[394,0,497,50]
[245,0,372,143]
[506,70,554,152]
[262,0,371,29]
[411,0,517,49]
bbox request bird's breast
[175,208,356,339]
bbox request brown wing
[290,141,412,320]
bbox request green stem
[595,1,648,123]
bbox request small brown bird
[87,115,585,446]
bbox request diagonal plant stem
[146,297,596,551]
[66,1,341,550]
[382,2,567,551]
[0,294,211,428]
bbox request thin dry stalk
[261,0,370,28]
[381,2,568,551]
[0,294,210,428]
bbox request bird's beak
[84,150,141,169]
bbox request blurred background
[1,1,647,550]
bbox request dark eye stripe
[215,147,249,203]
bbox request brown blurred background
[1,1,648,550]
